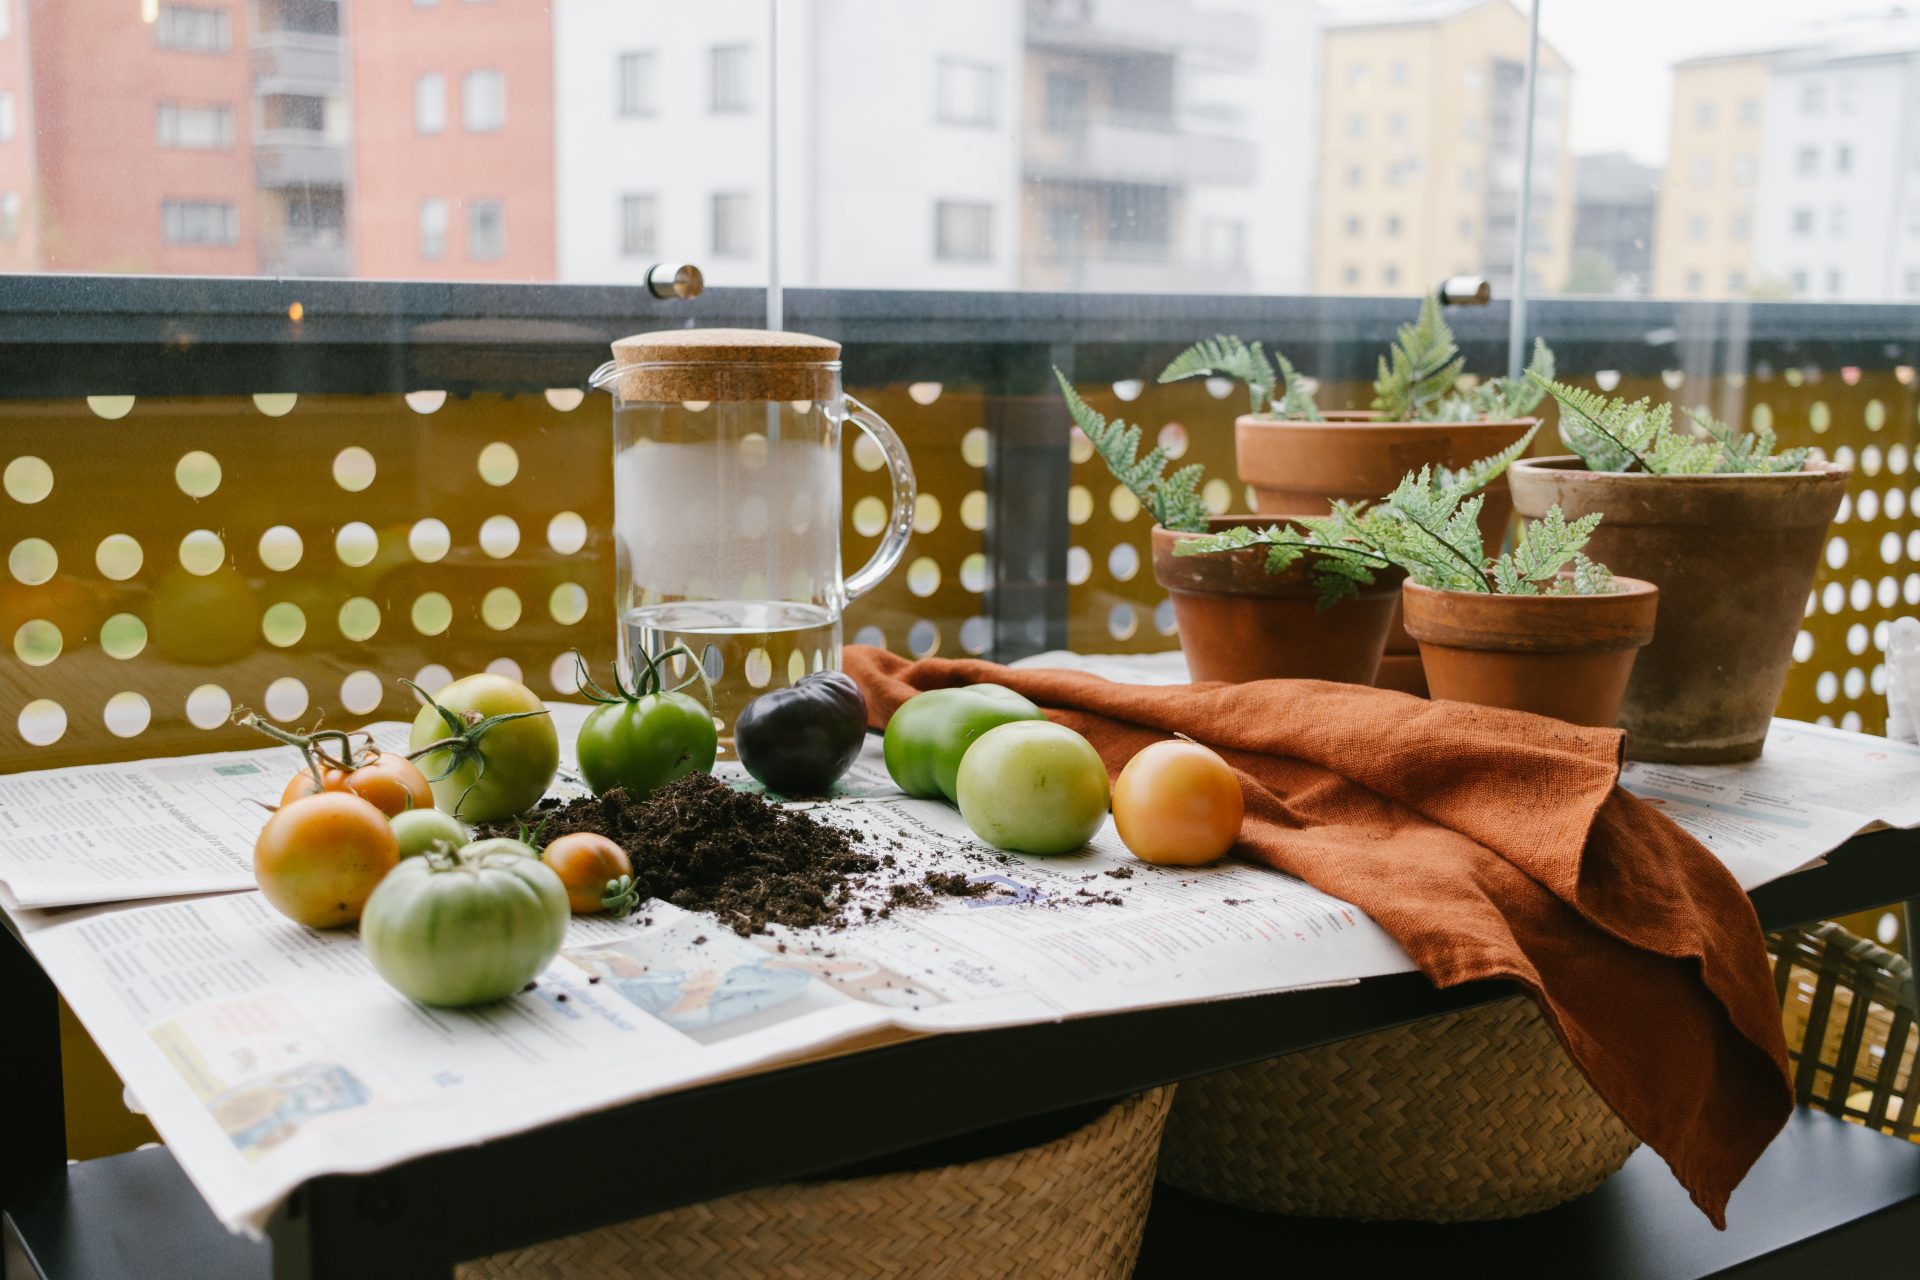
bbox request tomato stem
[232,709,373,791]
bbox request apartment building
[1569,152,1658,295]
[1314,0,1574,297]
[1654,13,1920,302]
[353,0,555,280]
[253,0,350,277]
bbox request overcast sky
[1319,0,1860,167]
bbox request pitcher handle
[843,394,917,601]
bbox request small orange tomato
[282,751,434,818]
[1112,739,1244,866]
[541,833,635,915]
[254,792,400,928]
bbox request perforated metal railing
[3,281,1918,775]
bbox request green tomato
[360,841,570,1007]
[462,836,539,860]
[955,721,1110,856]
[390,809,470,860]
[883,684,1046,802]
[577,691,718,799]
[408,674,559,823]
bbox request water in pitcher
[623,599,842,745]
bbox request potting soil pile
[844,645,1795,1229]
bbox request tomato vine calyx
[401,679,553,793]
[574,645,715,712]
[601,874,641,918]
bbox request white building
[552,0,1315,293]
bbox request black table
[6,827,1919,1280]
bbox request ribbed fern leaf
[1055,369,1209,532]
[1372,295,1466,421]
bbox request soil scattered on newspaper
[482,774,998,936]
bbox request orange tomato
[541,833,634,915]
[254,792,400,928]
[1112,740,1244,866]
[282,751,434,818]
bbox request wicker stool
[458,1087,1174,1279]
[1769,921,1918,1139]
[1157,995,1639,1221]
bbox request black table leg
[1,930,67,1279]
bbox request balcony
[1025,113,1255,187]
[257,232,350,278]
[1026,0,1259,68]
[252,130,348,188]
[250,29,345,96]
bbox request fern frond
[1271,352,1323,421]
[1168,522,1388,611]
[1432,423,1541,496]
[1682,406,1811,474]
[1532,374,1665,473]
[1466,339,1557,420]
[1055,368,1209,532]
[1158,335,1276,416]
[1373,295,1466,421]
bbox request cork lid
[604,327,841,402]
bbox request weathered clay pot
[1236,414,1538,695]
[1508,457,1848,762]
[1150,519,1402,685]
[1400,578,1661,728]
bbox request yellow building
[1650,55,1772,298]
[1315,0,1574,297]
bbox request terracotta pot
[1235,414,1539,683]
[1150,519,1402,685]
[1509,457,1849,762]
[1400,578,1660,728]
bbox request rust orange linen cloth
[843,646,1793,1227]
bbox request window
[1199,219,1244,267]
[711,192,752,257]
[1739,97,1760,125]
[154,4,230,53]
[1045,71,1088,133]
[1907,269,1920,295]
[1835,144,1852,173]
[934,200,992,262]
[415,74,445,134]
[1801,82,1825,114]
[413,0,437,6]
[1345,165,1363,189]
[1832,206,1849,238]
[617,53,656,118]
[1387,113,1406,138]
[1346,113,1367,140]
[1687,215,1707,241]
[0,93,11,144]
[1685,271,1704,294]
[0,191,17,243]
[1827,267,1844,294]
[261,94,326,134]
[620,194,658,256]
[936,59,998,127]
[1732,155,1756,187]
[710,45,751,113]
[1382,264,1400,286]
[463,70,505,132]
[1343,214,1361,237]
[1728,271,1746,293]
[1694,101,1715,128]
[1690,157,1711,187]
[418,198,448,260]
[1792,207,1814,235]
[1460,166,1477,192]
[1388,61,1409,86]
[1341,264,1360,285]
[0,0,8,40]
[161,199,237,246]
[467,198,505,260]
[1791,268,1809,293]
[1347,64,1370,88]
[285,187,344,243]
[1797,146,1818,175]
[1730,211,1751,240]
[1384,214,1402,237]
[1458,216,1473,239]
[156,103,234,150]
[1462,116,1481,140]
[1462,67,1482,91]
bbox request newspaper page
[18,753,1410,1235]
[1023,650,1920,890]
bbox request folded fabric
[842,646,1792,1228]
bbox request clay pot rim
[1512,454,1852,484]
[1237,413,1541,433]
[1150,520,1404,598]
[1401,576,1660,653]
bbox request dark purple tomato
[734,672,869,797]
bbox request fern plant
[1054,369,1209,532]
[1532,374,1810,475]
[1158,296,1555,425]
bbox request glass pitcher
[590,328,915,740]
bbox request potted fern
[1160,296,1554,694]
[1057,370,1404,685]
[1175,464,1659,728]
[1509,379,1848,762]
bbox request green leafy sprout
[1531,374,1811,475]
[1055,367,1210,533]
[1156,297,1555,425]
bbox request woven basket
[458,1087,1173,1279]
[1771,922,1918,1140]
[1158,995,1638,1221]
